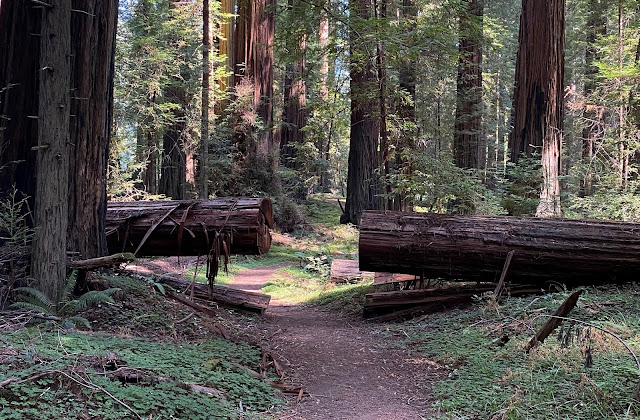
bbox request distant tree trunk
[581,0,606,197]
[32,0,71,301]
[395,0,417,211]
[341,0,380,225]
[454,0,484,170]
[509,0,565,217]
[0,0,40,202]
[200,0,210,199]
[318,12,331,192]
[67,0,118,260]
[280,1,307,171]
[159,87,187,200]
[375,0,391,210]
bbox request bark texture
[67,0,118,259]
[200,0,210,199]
[359,211,640,286]
[32,0,72,301]
[509,0,565,217]
[342,0,380,225]
[454,0,484,170]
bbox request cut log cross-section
[106,198,273,257]
[360,211,640,286]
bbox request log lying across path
[360,211,640,286]
[106,198,273,257]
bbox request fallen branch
[68,253,135,269]
[526,290,583,352]
[494,250,515,298]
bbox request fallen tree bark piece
[330,259,373,283]
[364,285,541,320]
[106,198,273,256]
[373,272,416,286]
[155,274,270,314]
[360,211,640,286]
[494,250,515,298]
[68,253,135,269]
[526,289,583,352]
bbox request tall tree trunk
[341,0,380,225]
[509,0,565,217]
[280,1,307,171]
[159,87,187,200]
[67,0,118,260]
[581,0,605,197]
[32,0,71,301]
[375,0,391,210]
[0,0,40,202]
[454,0,484,170]
[318,12,331,192]
[200,0,211,199]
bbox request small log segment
[360,211,640,286]
[156,274,271,314]
[68,253,135,269]
[525,289,583,352]
[364,285,541,321]
[330,259,373,283]
[106,198,273,256]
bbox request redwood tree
[341,0,380,225]
[509,0,565,217]
[454,0,484,170]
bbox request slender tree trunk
[318,12,331,192]
[341,0,380,225]
[509,0,565,217]
[375,0,391,210]
[67,0,118,260]
[581,0,606,196]
[32,0,72,301]
[200,0,210,199]
[454,0,484,170]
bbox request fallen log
[155,274,271,314]
[68,253,135,270]
[106,198,273,257]
[360,211,640,286]
[364,285,541,320]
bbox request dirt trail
[230,265,437,420]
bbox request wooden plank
[330,259,373,283]
[373,272,416,285]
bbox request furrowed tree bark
[318,11,331,192]
[359,211,640,286]
[0,0,40,203]
[509,0,565,217]
[32,0,72,302]
[200,0,210,199]
[454,0,484,170]
[106,198,274,256]
[68,0,118,260]
[342,0,380,225]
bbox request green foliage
[501,156,543,216]
[394,286,640,419]
[11,271,120,329]
[0,331,282,419]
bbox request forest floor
[227,263,437,420]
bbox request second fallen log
[359,211,640,286]
[106,198,273,256]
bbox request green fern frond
[61,270,78,303]
[153,282,166,296]
[13,287,54,310]
[10,301,55,315]
[58,300,79,316]
[75,289,119,311]
[66,316,91,329]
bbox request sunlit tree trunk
[200,0,211,198]
[509,0,565,217]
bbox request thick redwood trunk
[342,0,380,225]
[509,0,565,217]
[0,0,40,202]
[106,198,274,256]
[454,0,484,170]
[67,0,118,259]
[359,211,640,286]
[32,0,72,301]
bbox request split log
[360,211,640,286]
[156,274,270,314]
[363,285,541,320]
[106,198,273,256]
[330,259,373,283]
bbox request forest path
[229,265,437,420]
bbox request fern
[73,289,118,312]
[60,270,78,304]
[12,287,54,311]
